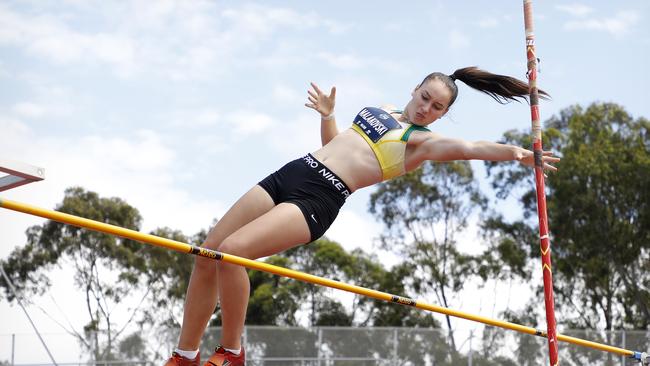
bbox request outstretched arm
[305,82,337,146]
[421,133,560,171]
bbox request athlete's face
[405,79,452,126]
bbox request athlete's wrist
[321,112,335,121]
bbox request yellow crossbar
[0,197,641,359]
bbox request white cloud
[477,14,517,29]
[227,111,274,137]
[266,112,320,158]
[564,11,639,37]
[193,133,229,155]
[315,52,407,74]
[317,52,365,70]
[0,3,24,43]
[11,99,75,120]
[321,19,351,35]
[0,116,30,139]
[168,108,222,129]
[221,4,347,35]
[272,84,303,105]
[0,2,349,80]
[449,29,470,50]
[0,4,137,76]
[555,4,594,17]
[222,6,305,36]
[0,119,226,256]
[166,108,274,153]
[192,108,221,128]
[127,0,210,33]
[80,130,174,171]
[331,77,385,109]
[13,102,46,118]
[478,17,499,28]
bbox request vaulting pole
[1,197,648,363]
[523,1,560,365]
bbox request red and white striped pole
[523,1,559,365]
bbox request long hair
[421,66,550,106]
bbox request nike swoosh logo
[311,214,317,223]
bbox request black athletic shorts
[258,153,351,242]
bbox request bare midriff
[311,129,382,192]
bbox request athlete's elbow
[456,141,475,160]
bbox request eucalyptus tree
[0,187,202,361]
[483,103,650,330]
[369,160,487,351]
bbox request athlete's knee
[202,231,222,251]
[218,236,253,259]
[193,254,218,272]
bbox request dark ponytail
[421,66,550,106]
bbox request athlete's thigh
[203,185,275,250]
[219,202,311,260]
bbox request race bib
[353,107,401,143]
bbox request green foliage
[242,238,440,329]
[484,102,650,330]
[477,216,537,281]
[138,227,202,328]
[314,298,353,326]
[369,161,486,289]
[246,255,305,325]
[118,332,149,360]
[1,187,143,301]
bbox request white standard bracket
[0,158,45,192]
[633,351,650,365]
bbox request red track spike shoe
[203,345,245,366]
[164,352,200,366]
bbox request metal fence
[1,326,648,366]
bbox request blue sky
[1,0,649,361]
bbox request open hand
[305,82,336,117]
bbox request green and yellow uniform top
[351,107,430,181]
